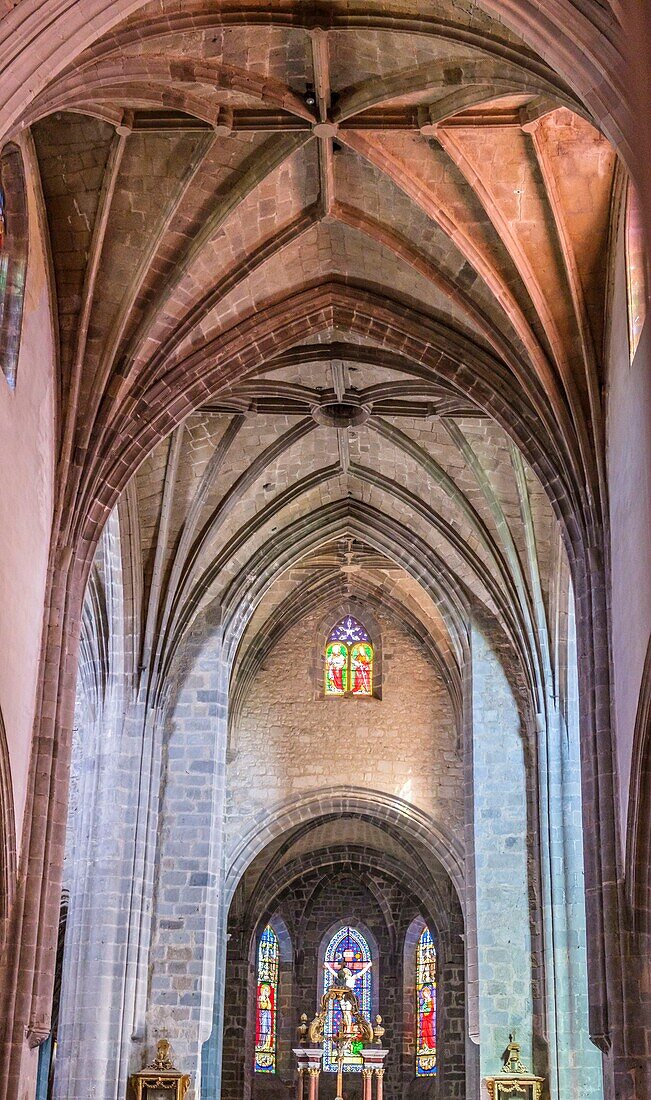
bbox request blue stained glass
[329,617,371,644]
[323,926,372,1072]
[416,926,437,1076]
[254,925,279,1073]
[325,618,374,697]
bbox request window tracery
[254,925,279,1073]
[324,618,373,697]
[415,926,437,1076]
[322,925,372,1071]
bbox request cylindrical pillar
[375,1067,384,1100]
[362,1068,373,1100]
[296,1066,305,1100]
[308,1066,320,1100]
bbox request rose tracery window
[324,617,373,697]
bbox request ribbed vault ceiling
[26,0,619,718]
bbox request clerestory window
[324,617,373,697]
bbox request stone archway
[216,800,467,1100]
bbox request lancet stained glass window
[323,926,372,1071]
[626,183,647,363]
[324,617,373,696]
[416,926,437,1076]
[254,925,279,1073]
[0,144,28,387]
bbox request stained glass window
[626,183,647,363]
[0,144,28,388]
[323,926,372,1072]
[324,618,373,697]
[416,926,437,1076]
[254,925,279,1073]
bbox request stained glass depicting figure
[325,641,348,694]
[350,642,373,695]
[254,925,279,1072]
[323,926,372,1071]
[324,618,373,697]
[416,926,437,1076]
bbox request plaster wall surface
[0,141,55,845]
[606,219,651,842]
[227,610,462,853]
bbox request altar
[293,982,388,1100]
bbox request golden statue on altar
[308,983,373,1047]
[485,1034,544,1100]
[308,984,373,1100]
[295,955,387,1100]
[129,1038,191,1099]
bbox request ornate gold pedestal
[129,1039,191,1100]
[294,986,388,1100]
[485,1036,543,1100]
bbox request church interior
[0,3,649,1100]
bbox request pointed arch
[321,924,373,1072]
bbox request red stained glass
[324,619,373,697]
[254,925,279,1073]
[416,926,437,1076]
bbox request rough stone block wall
[551,599,602,1097]
[222,866,465,1100]
[147,619,228,1099]
[470,626,534,1087]
[227,609,462,859]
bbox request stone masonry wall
[227,609,462,858]
[147,613,228,1100]
[470,626,534,1092]
[222,866,465,1100]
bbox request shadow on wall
[252,1073,293,1100]
[405,1077,438,1100]
[0,706,16,942]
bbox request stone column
[535,595,602,1099]
[296,1066,305,1100]
[470,625,534,1082]
[362,1068,373,1100]
[54,514,162,1100]
[360,1048,388,1100]
[293,1046,323,1100]
[145,615,228,1099]
[308,1067,320,1100]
